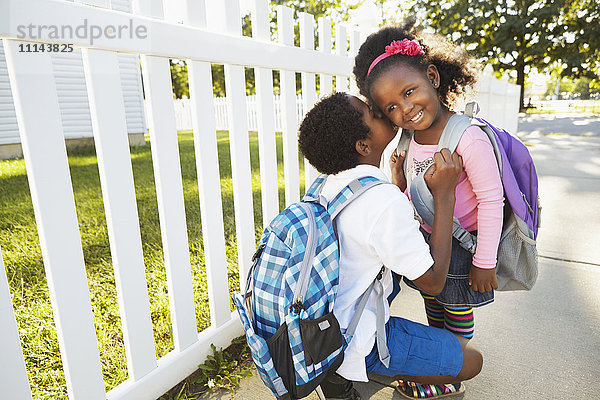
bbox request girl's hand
[390,149,407,191]
[468,265,498,293]
[424,149,463,198]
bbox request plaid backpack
[232,174,389,399]
[397,102,541,291]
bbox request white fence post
[318,17,334,98]
[183,0,232,329]
[278,5,301,205]
[0,246,33,400]
[474,65,520,133]
[335,25,349,92]
[219,0,256,290]
[252,0,281,225]
[349,29,361,95]
[3,39,106,399]
[300,12,319,188]
[504,82,521,133]
[135,0,199,358]
[81,48,161,377]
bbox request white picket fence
[175,68,521,133]
[173,94,304,132]
[0,1,520,399]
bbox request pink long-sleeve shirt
[405,125,504,269]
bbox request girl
[353,22,504,398]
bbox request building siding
[0,0,146,146]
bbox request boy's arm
[412,149,462,295]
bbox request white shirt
[320,164,433,381]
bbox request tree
[557,0,600,86]
[544,76,595,99]
[271,0,359,23]
[170,60,189,99]
[410,0,599,111]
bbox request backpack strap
[409,113,484,254]
[327,176,391,367]
[345,266,391,367]
[302,173,328,205]
[328,176,385,220]
[437,113,475,153]
[464,101,480,118]
[395,128,413,178]
[439,113,486,254]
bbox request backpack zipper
[521,192,534,214]
[292,202,318,312]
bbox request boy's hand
[424,149,463,197]
[390,149,407,191]
[468,265,498,292]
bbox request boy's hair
[298,92,370,175]
[353,19,480,112]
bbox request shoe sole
[395,383,465,399]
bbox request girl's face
[369,63,444,132]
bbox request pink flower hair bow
[385,39,425,56]
[367,39,425,77]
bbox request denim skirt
[404,228,494,308]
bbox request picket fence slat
[252,0,281,226]
[278,5,301,205]
[220,0,257,290]
[81,49,160,379]
[0,247,33,400]
[336,25,350,92]
[187,61,232,328]
[184,0,232,330]
[3,39,106,399]
[300,12,319,188]
[137,0,200,356]
[141,53,200,354]
[318,17,334,98]
[349,30,362,94]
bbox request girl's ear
[355,139,371,156]
[427,64,440,89]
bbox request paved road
[518,113,600,266]
[203,113,600,399]
[518,112,600,138]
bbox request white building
[0,0,146,159]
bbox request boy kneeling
[298,93,482,399]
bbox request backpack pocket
[299,312,344,366]
[232,292,289,398]
[496,216,538,291]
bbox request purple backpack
[397,103,540,290]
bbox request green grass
[0,130,305,399]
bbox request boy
[298,93,482,399]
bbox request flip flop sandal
[395,380,465,399]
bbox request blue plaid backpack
[232,174,388,399]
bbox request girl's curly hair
[353,19,481,112]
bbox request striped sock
[444,306,474,339]
[422,295,445,329]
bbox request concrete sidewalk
[203,113,600,399]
